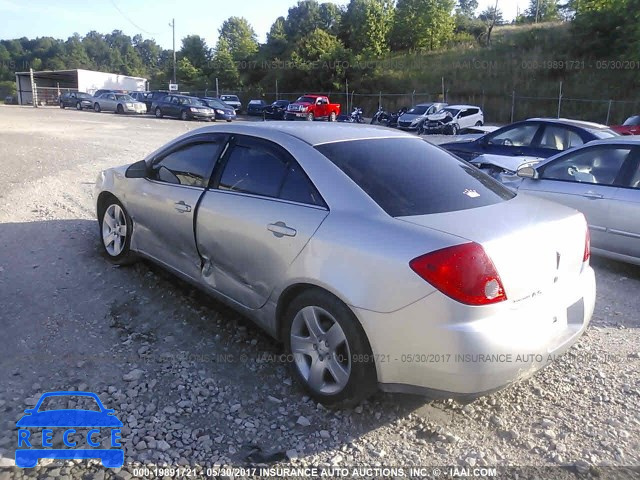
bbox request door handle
[267,221,297,238]
[174,201,192,213]
[582,192,603,200]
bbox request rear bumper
[356,266,596,398]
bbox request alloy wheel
[102,204,127,257]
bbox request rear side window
[316,138,514,217]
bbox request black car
[263,100,291,120]
[59,91,94,110]
[199,97,236,122]
[247,99,268,116]
[138,90,169,112]
[441,118,620,162]
[4,95,18,105]
[151,94,214,121]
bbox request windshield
[439,108,460,116]
[589,128,619,139]
[273,100,289,106]
[407,105,431,115]
[221,95,239,102]
[116,94,134,101]
[181,97,205,106]
[78,93,92,99]
[204,98,228,109]
[38,395,101,412]
[623,116,640,126]
[295,96,317,103]
[316,138,514,217]
[249,100,263,105]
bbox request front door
[126,134,227,279]
[196,135,328,309]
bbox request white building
[15,68,148,105]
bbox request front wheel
[155,107,163,118]
[328,112,336,122]
[76,102,82,110]
[99,198,135,265]
[475,121,483,126]
[60,102,65,109]
[306,112,314,121]
[447,123,459,135]
[116,104,124,114]
[181,110,189,121]
[283,290,377,407]
[94,103,101,113]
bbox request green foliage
[341,0,394,56]
[180,35,209,70]
[523,0,561,22]
[456,0,478,16]
[210,38,241,90]
[391,0,456,51]
[219,17,259,62]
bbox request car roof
[578,136,640,146]
[445,105,480,109]
[526,117,610,130]
[186,122,416,146]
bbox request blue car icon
[16,391,124,468]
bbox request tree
[456,0,478,16]
[219,17,258,62]
[180,35,209,70]
[479,1,503,45]
[210,37,240,89]
[341,0,394,56]
[391,0,456,51]
[290,28,349,90]
[284,0,322,42]
[319,2,344,35]
[524,0,560,23]
[265,16,289,58]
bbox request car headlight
[216,109,224,114]
[301,106,308,112]
[126,103,133,108]
[190,107,198,112]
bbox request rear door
[196,135,328,309]
[126,134,228,279]
[520,144,633,250]
[535,124,586,157]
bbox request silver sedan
[95,123,595,406]
[518,137,640,266]
[92,93,147,114]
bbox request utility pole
[535,0,540,23]
[169,18,176,85]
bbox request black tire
[328,111,337,122]
[447,123,459,135]
[282,289,377,408]
[60,102,65,109]
[155,107,163,119]
[76,102,82,110]
[181,110,189,121]
[116,104,124,114]
[306,112,314,121]
[98,196,136,266]
[94,103,101,113]
[475,121,483,126]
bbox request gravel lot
[0,106,638,479]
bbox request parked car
[517,137,640,265]
[611,115,640,135]
[263,100,291,120]
[4,95,18,105]
[421,105,484,135]
[247,99,268,116]
[285,94,341,121]
[397,102,447,131]
[152,94,214,121]
[128,91,147,103]
[59,91,94,110]
[219,94,242,112]
[441,118,620,162]
[93,89,117,97]
[92,93,147,114]
[95,123,594,406]
[199,97,236,121]
[136,91,169,112]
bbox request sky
[0,0,528,50]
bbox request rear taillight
[583,227,591,263]
[410,242,507,306]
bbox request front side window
[149,142,221,187]
[487,124,540,147]
[540,145,632,185]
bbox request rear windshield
[623,115,640,126]
[588,128,619,139]
[315,138,514,217]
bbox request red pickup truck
[284,94,341,121]
[611,115,640,135]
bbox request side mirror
[517,165,538,179]
[125,160,149,179]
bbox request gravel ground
[0,106,638,479]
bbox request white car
[423,105,484,135]
[219,95,242,113]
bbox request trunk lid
[398,194,587,304]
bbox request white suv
[422,105,484,135]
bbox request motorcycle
[385,107,408,128]
[338,107,365,123]
[370,106,390,125]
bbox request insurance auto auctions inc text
[248,466,497,477]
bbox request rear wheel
[99,198,135,265]
[94,103,101,113]
[116,104,124,114]
[283,290,377,407]
[155,107,163,118]
[306,112,314,121]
